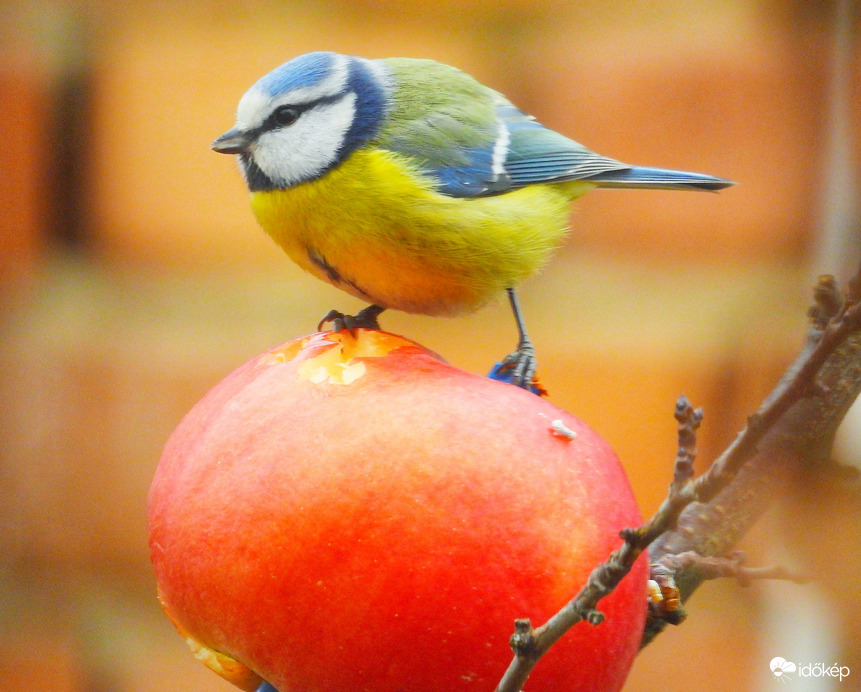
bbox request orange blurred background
[1,0,859,690]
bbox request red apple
[148,330,647,692]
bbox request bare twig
[647,551,806,624]
[672,397,703,489]
[656,550,806,588]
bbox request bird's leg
[500,288,537,388]
[318,304,386,333]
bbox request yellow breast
[250,148,593,316]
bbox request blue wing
[379,86,731,197]
[497,105,732,192]
[424,104,633,197]
[497,104,631,190]
[409,104,731,197]
[401,103,626,198]
[425,133,510,198]
[378,109,510,198]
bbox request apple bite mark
[258,330,437,386]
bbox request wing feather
[373,59,732,197]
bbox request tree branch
[494,269,861,691]
[644,271,861,644]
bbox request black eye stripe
[263,93,347,132]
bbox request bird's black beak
[211,127,252,154]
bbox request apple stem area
[493,270,861,692]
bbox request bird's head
[212,52,390,191]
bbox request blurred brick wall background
[1,0,858,690]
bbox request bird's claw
[500,340,537,388]
[318,304,385,333]
[489,339,545,395]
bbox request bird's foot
[502,338,536,387]
[489,338,547,395]
[317,304,386,333]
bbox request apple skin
[148,330,647,692]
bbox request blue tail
[584,165,734,191]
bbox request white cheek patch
[252,92,358,188]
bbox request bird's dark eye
[273,106,300,127]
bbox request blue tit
[212,51,732,387]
